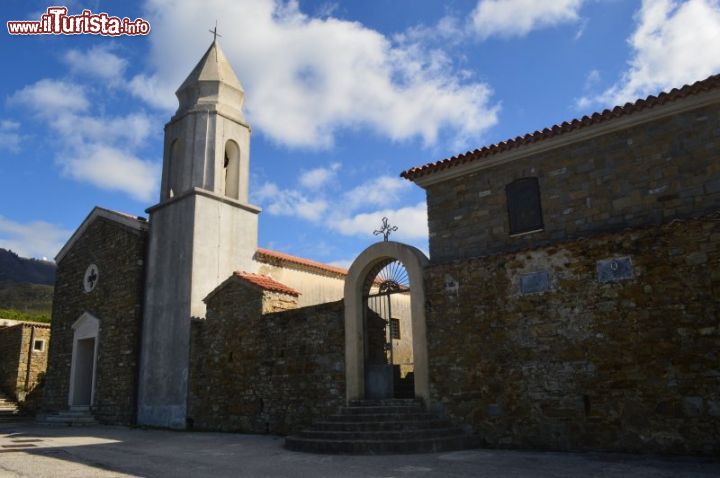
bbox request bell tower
[138,39,260,428]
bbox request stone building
[41,36,719,455]
[0,321,49,404]
[399,74,720,454]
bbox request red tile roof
[255,248,349,277]
[233,271,300,296]
[401,74,720,181]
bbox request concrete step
[298,427,466,441]
[339,405,424,415]
[313,419,453,432]
[348,399,422,407]
[285,434,481,455]
[325,413,436,422]
[286,399,479,455]
[37,409,98,426]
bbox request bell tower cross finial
[209,20,222,42]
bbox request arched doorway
[344,241,429,403]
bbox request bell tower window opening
[224,140,240,200]
[168,139,181,198]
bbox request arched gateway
[344,241,430,403]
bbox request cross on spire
[209,21,222,42]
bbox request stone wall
[188,278,345,434]
[43,217,146,424]
[0,324,50,403]
[424,213,720,455]
[0,325,23,397]
[426,102,720,262]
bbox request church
[41,37,719,455]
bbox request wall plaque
[597,256,634,283]
[520,271,550,294]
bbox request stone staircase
[285,399,480,454]
[0,391,22,422]
[37,406,98,426]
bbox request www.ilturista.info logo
[7,6,151,36]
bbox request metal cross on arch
[373,217,398,242]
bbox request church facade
[41,38,719,455]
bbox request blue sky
[1,0,719,266]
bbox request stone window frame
[505,177,545,236]
[32,338,45,352]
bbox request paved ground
[0,422,718,478]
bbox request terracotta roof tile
[255,248,349,276]
[233,271,300,296]
[401,74,720,181]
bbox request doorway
[365,261,414,399]
[344,241,430,403]
[69,313,99,408]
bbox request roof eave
[405,85,720,188]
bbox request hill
[0,248,56,285]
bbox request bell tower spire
[138,37,260,429]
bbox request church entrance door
[69,313,99,408]
[71,338,96,406]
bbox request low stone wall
[0,324,49,405]
[424,212,720,455]
[0,325,23,397]
[188,286,345,434]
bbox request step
[339,405,424,415]
[325,413,436,422]
[348,399,422,407]
[54,411,95,418]
[285,434,481,455]
[298,427,465,441]
[313,419,453,432]
[42,415,97,425]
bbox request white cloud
[50,113,154,149]
[134,0,499,148]
[344,176,410,210]
[9,76,159,201]
[63,45,128,82]
[470,0,585,39]
[8,79,89,114]
[255,182,328,221]
[579,0,720,108]
[0,120,22,152]
[335,202,428,241]
[299,162,340,189]
[128,73,177,111]
[0,215,71,260]
[59,145,159,202]
[254,173,426,243]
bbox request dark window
[506,177,544,235]
[33,339,45,352]
[390,318,401,340]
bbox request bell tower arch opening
[224,139,240,200]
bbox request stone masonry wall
[425,213,720,455]
[426,102,720,262]
[0,325,23,398]
[188,279,345,434]
[43,217,146,424]
[16,324,50,404]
